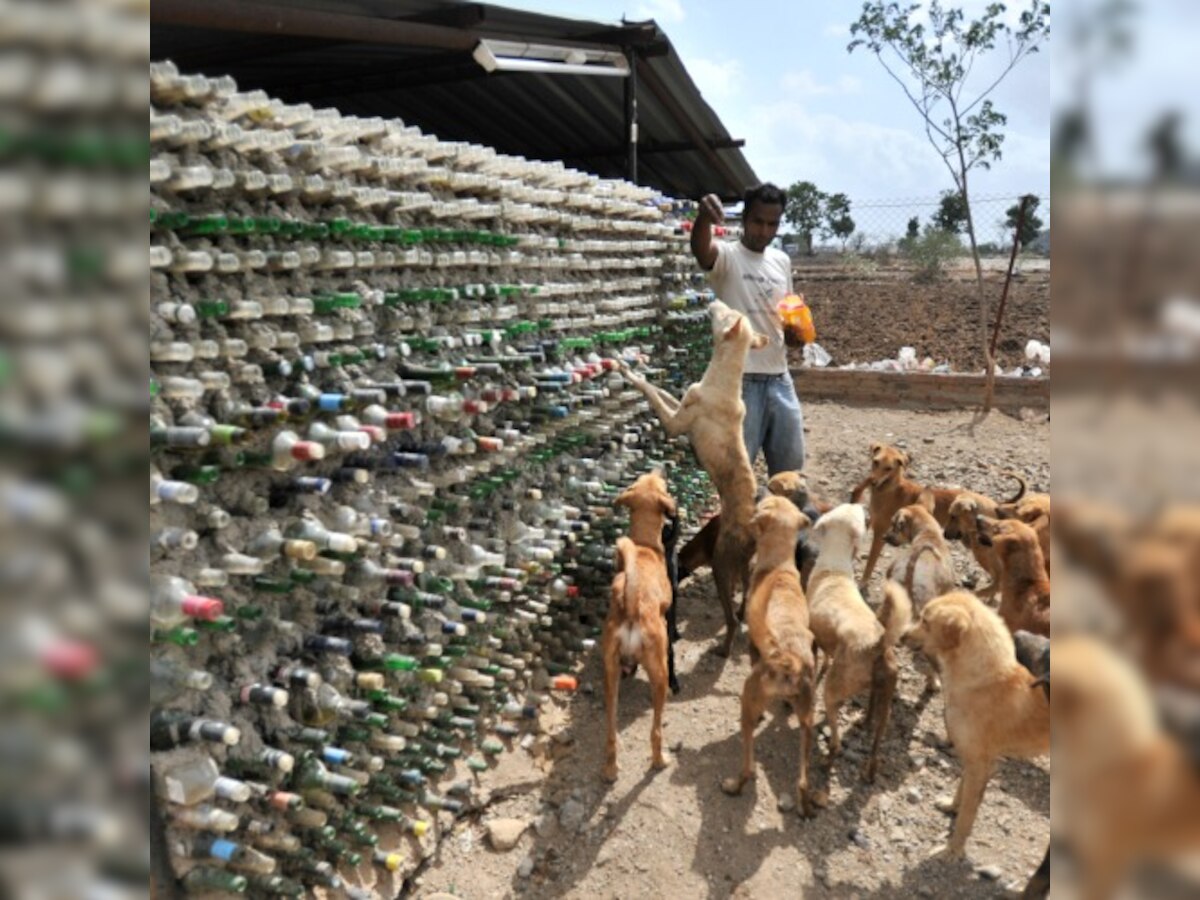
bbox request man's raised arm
[690,193,724,271]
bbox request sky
[496,0,1052,209]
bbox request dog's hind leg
[721,669,767,795]
[863,648,899,783]
[602,629,622,782]
[643,635,671,771]
[712,559,739,658]
[797,674,817,816]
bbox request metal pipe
[625,48,638,183]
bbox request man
[691,183,805,475]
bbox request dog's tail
[614,536,639,619]
[1001,471,1028,504]
[879,580,914,648]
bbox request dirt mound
[793,266,1049,373]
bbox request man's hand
[691,193,724,270]
[696,193,725,224]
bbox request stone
[517,855,535,878]
[776,793,796,813]
[485,818,527,852]
[533,811,558,837]
[558,798,587,832]
[905,787,922,805]
[977,864,1003,881]
[935,795,957,815]
[849,829,871,850]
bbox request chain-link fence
[795,193,1050,258]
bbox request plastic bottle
[777,293,816,345]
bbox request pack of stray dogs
[610,300,1054,898]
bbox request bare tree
[849,1,1050,409]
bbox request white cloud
[632,0,685,24]
[687,56,744,102]
[779,70,861,96]
[822,22,850,38]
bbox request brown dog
[720,496,818,814]
[850,443,964,585]
[944,493,1006,600]
[602,471,676,782]
[901,590,1050,859]
[622,300,768,656]
[1054,635,1200,899]
[976,515,1051,637]
[886,499,956,690]
[807,504,912,781]
[996,492,1051,576]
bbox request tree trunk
[953,130,993,412]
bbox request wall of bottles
[149,61,718,896]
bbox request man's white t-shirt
[707,240,794,375]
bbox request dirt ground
[792,265,1050,374]
[407,403,1050,900]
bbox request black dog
[1012,630,1050,900]
[662,511,682,694]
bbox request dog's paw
[926,843,967,863]
[720,776,745,796]
[650,752,672,772]
[602,764,619,783]
[668,678,681,695]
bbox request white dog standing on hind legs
[621,299,767,657]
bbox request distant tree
[824,192,856,250]
[1004,194,1045,248]
[905,215,920,240]
[932,189,968,234]
[849,0,1050,410]
[785,181,827,254]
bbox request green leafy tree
[785,181,826,254]
[849,0,1050,410]
[824,192,856,250]
[905,215,920,240]
[932,189,968,234]
[1004,194,1045,248]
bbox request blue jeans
[742,373,806,476]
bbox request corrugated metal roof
[151,0,759,202]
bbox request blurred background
[1053,1,1200,898]
[0,0,149,897]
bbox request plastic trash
[802,342,832,368]
[1024,339,1051,366]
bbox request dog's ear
[750,331,769,349]
[796,512,812,532]
[869,442,882,458]
[722,317,744,341]
[900,450,913,468]
[614,486,636,510]
[749,508,767,539]
[934,607,971,650]
[657,490,677,520]
[917,488,936,513]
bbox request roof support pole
[624,47,638,183]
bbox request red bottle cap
[41,639,99,680]
[290,440,326,461]
[386,412,416,429]
[551,675,578,691]
[463,399,489,415]
[182,595,225,621]
[477,437,503,452]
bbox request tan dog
[901,590,1050,859]
[720,496,818,814]
[602,471,676,782]
[976,515,1051,637]
[623,300,768,656]
[885,499,956,691]
[1054,636,1200,899]
[807,504,912,781]
[849,443,965,585]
